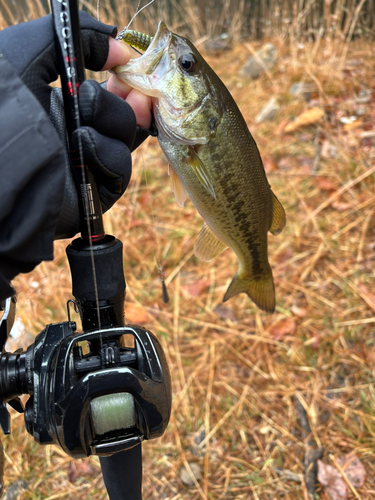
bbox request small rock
[356,85,372,103]
[179,462,202,487]
[204,34,231,53]
[254,97,279,123]
[273,466,302,483]
[239,43,276,79]
[289,82,318,101]
[3,480,28,500]
[194,429,206,446]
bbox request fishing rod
[0,1,171,498]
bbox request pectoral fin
[269,191,286,236]
[168,164,188,207]
[184,148,216,199]
[194,223,227,262]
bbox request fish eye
[178,54,197,74]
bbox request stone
[289,82,318,101]
[239,43,276,79]
[204,34,231,53]
[254,97,279,123]
[179,462,202,487]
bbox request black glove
[0,11,149,240]
[50,79,141,238]
[0,12,151,300]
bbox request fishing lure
[120,29,153,52]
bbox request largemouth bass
[114,22,286,313]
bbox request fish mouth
[113,22,173,96]
[142,21,171,58]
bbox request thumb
[78,11,117,71]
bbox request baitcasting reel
[0,296,172,458]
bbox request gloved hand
[0,11,152,239]
[0,12,153,300]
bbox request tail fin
[223,272,275,313]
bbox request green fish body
[114,22,286,313]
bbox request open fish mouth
[140,21,171,57]
[113,22,174,96]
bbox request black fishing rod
[0,1,171,498]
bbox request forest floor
[4,32,375,499]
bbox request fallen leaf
[284,107,324,133]
[343,119,363,132]
[310,335,320,349]
[274,118,289,134]
[317,454,366,500]
[317,460,348,500]
[291,305,308,318]
[337,453,366,488]
[67,460,94,483]
[315,176,338,192]
[125,303,150,324]
[268,317,296,340]
[277,157,293,170]
[275,247,293,264]
[214,303,238,321]
[332,201,353,212]
[263,156,278,173]
[357,283,375,312]
[321,139,332,158]
[185,279,210,297]
[138,191,152,208]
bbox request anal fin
[194,223,227,262]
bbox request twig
[294,395,323,499]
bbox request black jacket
[0,52,65,300]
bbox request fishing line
[94,0,165,304]
[117,0,155,40]
[51,0,102,332]
[114,0,168,302]
[74,98,103,332]
[66,22,102,333]
[143,163,170,304]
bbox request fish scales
[114,22,286,312]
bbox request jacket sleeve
[0,52,66,301]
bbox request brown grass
[1,1,375,499]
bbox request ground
[4,34,375,499]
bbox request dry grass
[1,1,375,499]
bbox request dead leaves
[317,454,366,499]
[268,317,297,340]
[284,107,325,133]
[184,278,211,297]
[125,303,150,324]
[315,176,339,192]
[67,460,95,483]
